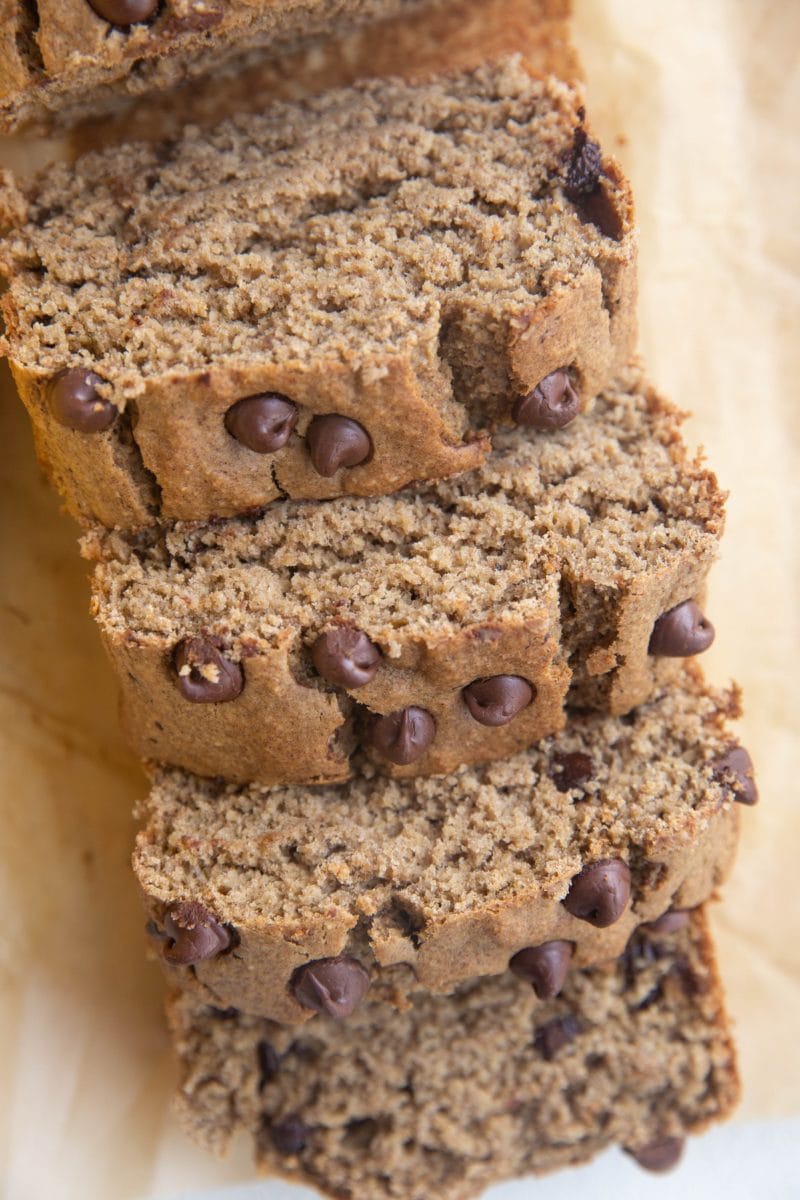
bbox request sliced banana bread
[86,369,724,786]
[0,58,636,529]
[168,909,739,1199]
[71,0,579,154]
[135,675,754,1024]
[0,0,445,132]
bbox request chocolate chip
[512,370,581,431]
[368,706,436,764]
[159,901,232,965]
[291,956,371,1019]
[87,0,159,25]
[551,751,594,793]
[462,675,534,726]
[311,627,381,688]
[48,367,117,433]
[713,746,758,805]
[224,393,298,453]
[563,859,631,927]
[208,1006,240,1020]
[565,125,602,199]
[641,909,691,936]
[625,1136,686,1173]
[306,415,372,476]
[648,600,715,657]
[268,1114,307,1155]
[533,1014,582,1060]
[173,638,244,703]
[510,940,573,999]
[257,1040,281,1089]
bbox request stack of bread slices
[0,2,757,1196]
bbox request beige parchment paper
[1,1,798,1195]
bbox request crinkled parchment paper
[1,1,798,1196]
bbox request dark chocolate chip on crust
[550,750,594,793]
[173,638,244,703]
[648,600,715,657]
[563,859,631,927]
[311,627,382,688]
[306,415,372,476]
[534,1014,582,1060]
[268,1114,308,1155]
[49,367,117,433]
[87,0,159,25]
[462,675,534,726]
[512,370,581,431]
[625,1136,686,1173]
[368,706,437,765]
[510,940,573,999]
[713,746,758,805]
[291,956,371,1019]
[157,901,232,965]
[224,393,298,453]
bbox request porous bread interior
[1,59,623,417]
[136,675,738,927]
[90,371,724,657]
[170,912,739,1199]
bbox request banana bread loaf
[0,59,636,529]
[86,368,724,786]
[168,909,739,1199]
[135,675,753,1024]
[0,0,445,133]
[70,0,579,155]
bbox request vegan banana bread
[0,0,446,133]
[169,909,739,1199]
[86,369,725,786]
[135,675,753,1024]
[70,0,579,155]
[0,59,636,529]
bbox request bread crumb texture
[168,909,739,1200]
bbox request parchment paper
[1,1,798,1196]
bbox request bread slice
[134,674,751,1024]
[85,368,724,786]
[71,0,580,155]
[168,908,739,1199]
[1,59,636,529]
[0,0,446,133]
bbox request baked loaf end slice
[168,909,739,1199]
[1,58,636,530]
[135,674,752,1024]
[0,0,445,133]
[86,368,724,787]
[71,0,580,155]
